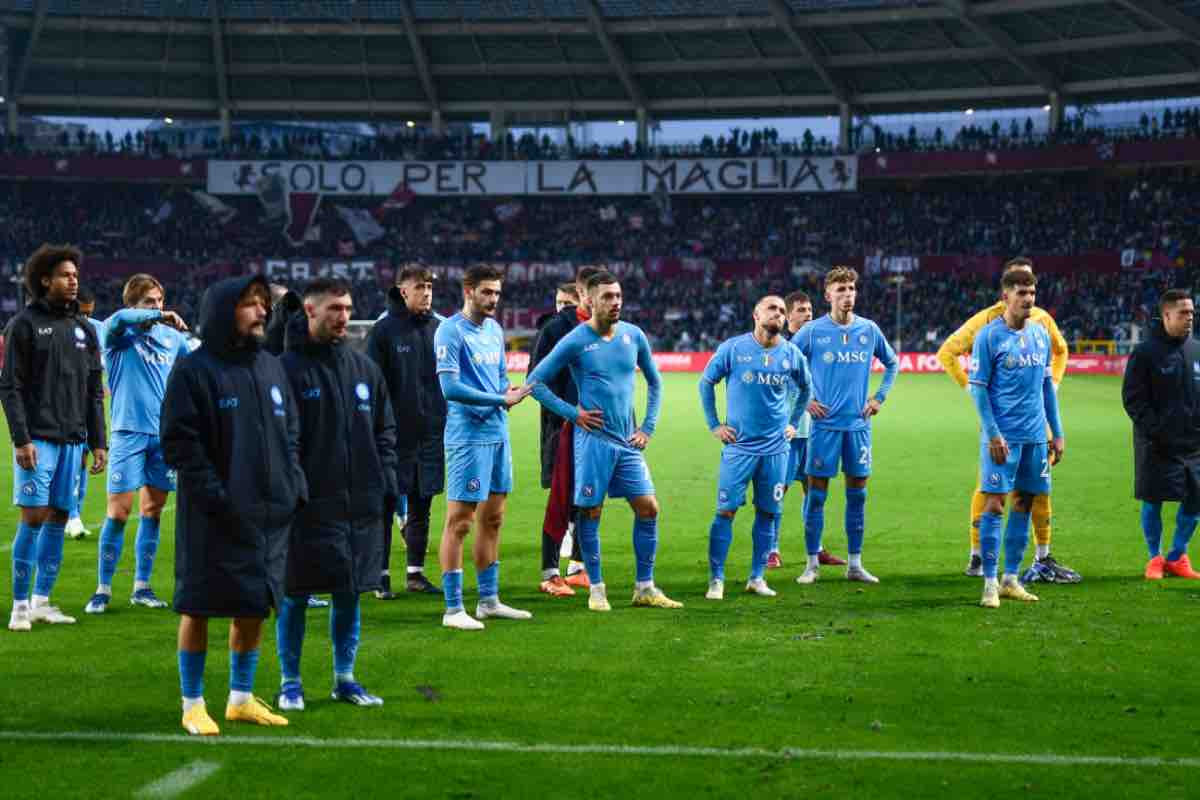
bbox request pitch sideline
[0,730,1195,769]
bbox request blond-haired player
[936,258,1079,583]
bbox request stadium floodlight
[1043,104,1052,111]
[617,119,625,125]
[965,108,975,115]
[164,117,174,125]
[406,120,414,128]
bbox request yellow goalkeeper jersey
[936,302,1068,389]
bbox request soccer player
[936,258,1078,583]
[276,278,397,710]
[529,268,599,597]
[65,287,106,540]
[793,267,898,585]
[773,290,845,570]
[434,265,533,630]
[1122,289,1200,580]
[84,274,191,614]
[528,270,681,612]
[3,245,107,631]
[367,264,445,596]
[969,268,1064,608]
[699,295,811,599]
[161,275,307,734]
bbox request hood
[1149,317,1189,345]
[284,301,351,357]
[386,285,436,323]
[274,290,302,315]
[198,274,270,358]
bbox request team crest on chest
[859,334,868,345]
[622,333,632,346]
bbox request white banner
[335,205,386,246]
[208,157,856,196]
[249,258,377,282]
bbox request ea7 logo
[37,327,53,336]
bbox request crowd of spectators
[2,104,1199,162]
[0,167,1195,350]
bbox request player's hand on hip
[712,424,737,445]
[503,385,531,407]
[90,448,108,474]
[629,430,650,450]
[783,425,796,441]
[862,398,882,419]
[1049,437,1065,465]
[575,407,604,431]
[807,399,829,419]
[161,311,189,331]
[988,435,1009,466]
[15,443,36,470]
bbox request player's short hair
[462,264,504,289]
[24,243,82,299]
[784,290,811,311]
[576,265,602,285]
[303,277,353,300]
[123,273,165,307]
[824,266,857,288]
[586,270,619,293]
[1159,288,1192,311]
[397,264,434,285]
[77,287,96,307]
[557,282,580,299]
[1001,268,1037,290]
[1004,256,1034,273]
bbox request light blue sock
[33,521,66,597]
[1141,501,1164,557]
[708,514,733,580]
[1167,507,1200,562]
[576,515,603,584]
[11,522,38,601]
[230,648,259,693]
[442,569,464,612]
[97,517,126,589]
[71,469,87,519]
[276,595,307,683]
[750,510,775,580]
[770,512,782,553]
[803,487,827,555]
[979,511,1003,579]
[178,650,206,699]
[477,561,499,604]
[632,517,657,583]
[330,592,360,681]
[845,487,867,556]
[134,515,161,584]
[397,495,408,517]
[1002,511,1031,576]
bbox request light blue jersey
[794,314,899,432]
[434,312,509,445]
[970,318,1053,444]
[700,333,812,456]
[103,309,190,434]
[783,330,812,439]
[528,321,662,452]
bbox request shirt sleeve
[434,323,460,375]
[699,343,730,431]
[873,324,899,403]
[0,317,33,447]
[1043,374,1064,439]
[528,332,579,423]
[937,306,992,389]
[636,328,662,436]
[789,345,813,428]
[495,323,510,394]
[1041,313,1069,386]
[104,309,162,351]
[969,326,993,388]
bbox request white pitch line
[134,759,221,799]
[0,730,1195,769]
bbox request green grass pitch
[1,372,1197,799]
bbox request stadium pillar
[490,108,507,156]
[1048,91,1064,134]
[636,107,648,151]
[432,109,445,136]
[838,102,852,153]
[218,107,231,142]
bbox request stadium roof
[2,0,1199,122]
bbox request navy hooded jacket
[161,274,307,618]
[280,309,398,594]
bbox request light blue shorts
[573,431,655,508]
[13,440,86,510]
[446,440,512,503]
[806,428,872,478]
[717,448,789,514]
[108,431,176,494]
[980,440,1051,496]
